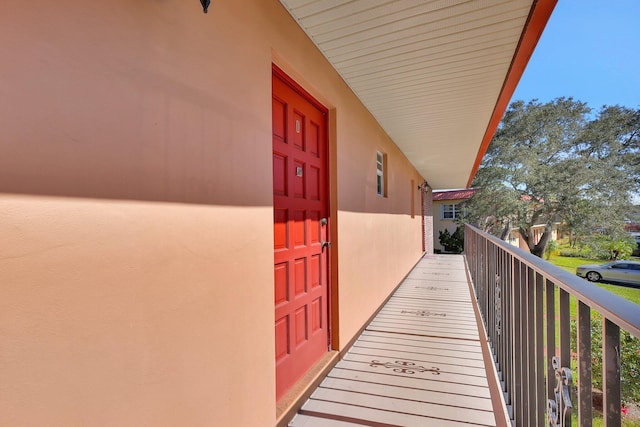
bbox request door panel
[273,72,329,401]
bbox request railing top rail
[466,224,640,337]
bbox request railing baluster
[494,243,500,349]
[479,237,485,317]
[546,281,556,401]
[577,302,592,426]
[484,241,495,336]
[558,288,572,427]
[506,252,513,412]
[526,266,535,426]
[471,228,477,291]
[497,247,505,385]
[535,272,545,425]
[484,238,489,319]
[603,318,621,427]
[513,259,523,426]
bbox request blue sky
[512,0,640,110]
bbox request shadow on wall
[0,0,426,216]
[0,59,275,207]
[0,0,274,208]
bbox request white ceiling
[279,0,536,189]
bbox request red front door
[272,70,329,400]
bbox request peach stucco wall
[0,0,424,425]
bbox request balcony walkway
[289,255,503,427]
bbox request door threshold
[276,350,339,427]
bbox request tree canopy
[462,98,640,257]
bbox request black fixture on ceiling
[200,0,211,13]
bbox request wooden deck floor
[289,255,500,427]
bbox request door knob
[321,241,331,252]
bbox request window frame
[440,203,461,220]
[376,151,387,197]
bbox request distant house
[432,189,476,252]
[433,189,560,253]
[506,224,559,250]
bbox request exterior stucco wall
[433,199,465,252]
[0,0,424,425]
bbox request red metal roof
[432,189,476,201]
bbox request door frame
[272,64,336,353]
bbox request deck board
[326,367,492,399]
[289,255,498,427]
[346,346,486,369]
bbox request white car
[576,261,640,285]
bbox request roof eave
[466,0,558,188]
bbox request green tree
[463,98,639,257]
[459,184,519,240]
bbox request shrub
[571,318,640,404]
[558,248,588,258]
[584,234,635,260]
[545,239,560,260]
[558,235,635,260]
[439,226,464,254]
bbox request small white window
[376,151,387,197]
[441,203,460,220]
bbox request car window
[630,265,640,271]
[610,264,629,269]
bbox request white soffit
[279,0,534,189]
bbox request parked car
[633,234,640,256]
[576,260,640,286]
